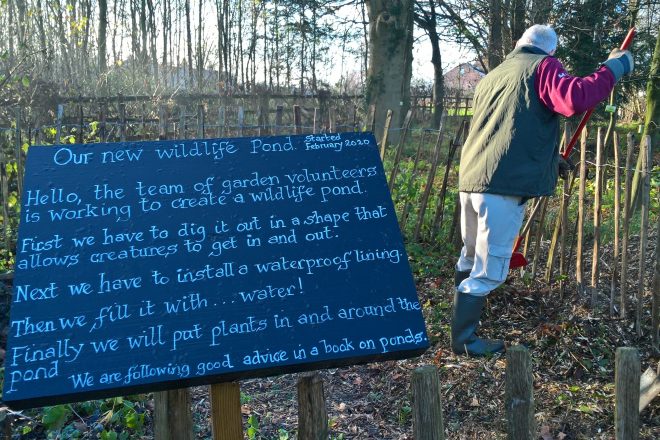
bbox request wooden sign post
[3,132,429,416]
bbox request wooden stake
[615,347,640,440]
[313,107,320,132]
[197,104,205,139]
[293,105,302,135]
[77,103,84,144]
[218,106,226,138]
[591,128,604,307]
[431,120,468,239]
[99,100,107,142]
[530,198,548,280]
[637,136,651,336]
[611,132,621,316]
[159,105,168,140]
[414,113,446,241]
[237,106,245,137]
[297,372,328,439]
[621,134,636,318]
[55,104,64,145]
[388,109,414,191]
[505,346,535,440]
[119,100,127,142]
[576,129,588,294]
[380,109,393,160]
[411,365,445,440]
[178,105,186,140]
[275,104,283,135]
[329,107,336,132]
[210,382,243,440]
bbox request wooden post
[159,105,168,140]
[558,174,571,298]
[368,104,376,133]
[293,105,302,135]
[218,106,226,138]
[328,107,336,132]
[615,347,640,440]
[414,114,446,242]
[591,127,604,307]
[77,102,84,144]
[197,104,205,139]
[505,346,535,440]
[153,390,194,440]
[119,100,127,142]
[637,136,651,336]
[388,109,414,191]
[153,116,195,440]
[140,102,146,140]
[99,100,107,142]
[297,372,328,439]
[576,129,588,294]
[621,134,635,318]
[178,105,186,140]
[530,198,548,280]
[210,382,243,440]
[611,132,621,316]
[275,105,283,135]
[379,109,393,160]
[55,104,64,145]
[411,365,445,440]
[352,104,358,131]
[313,107,320,132]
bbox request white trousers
[456,192,526,296]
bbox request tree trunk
[185,0,194,87]
[530,0,552,24]
[365,0,414,142]
[511,0,525,43]
[487,0,503,70]
[98,0,108,72]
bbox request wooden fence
[0,96,657,438]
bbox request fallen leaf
[540,425,553,440]
[557,433,567,440]
[470,397,479,407]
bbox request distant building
[444,63,485,97]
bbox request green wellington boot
[450,291,505,356]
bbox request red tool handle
[560,27,636,160]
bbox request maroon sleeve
[535,57,616,117]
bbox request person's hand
[603,49,634,81]
[558,156,575,180]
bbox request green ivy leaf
[42,405,71,431]
[21,76,30,88]
[100,431,118,440]
[578,405,593,413]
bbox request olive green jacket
[458,46,560,197]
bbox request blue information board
[3,132,429,409]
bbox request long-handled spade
[509,27,637,269]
